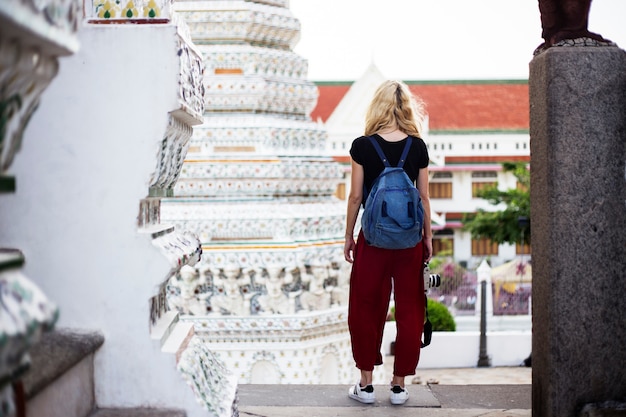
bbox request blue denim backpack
[361,136,424,249]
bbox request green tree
[463,162,530,245]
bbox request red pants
[348,230,425,377]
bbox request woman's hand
[344,236,356,263]
[423,236,433,263]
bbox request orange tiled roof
[311,82,352,123]
[312,81,529,131]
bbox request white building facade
[319,64,531,270]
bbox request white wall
[0,25,208,416]
[419,331,531,368]
[382,321,531,368]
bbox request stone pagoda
[163,0,355,384]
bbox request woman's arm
[417,166,433,262]
[344,159,364,263]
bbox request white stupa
[162,0,355,384]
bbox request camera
[423,263,441,290]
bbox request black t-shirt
[349,134,429,196]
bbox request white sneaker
[390,385,409,405]
[348,383,375,404]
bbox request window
[471,171,496,179]
[430,182,452,198]
[433,229,454,256]
[472,238,499,256]
[433,239,453,257]
[471,171,497,198]
[430,172,453,199]
[433,230,454,257]
[516,242,532,255]
[471,182,497,197]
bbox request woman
[344,80,432,405]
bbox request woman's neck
[377,128,407,142]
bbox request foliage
[427,298,456,331]
[463,162,530,245]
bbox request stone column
[530,46,626,417]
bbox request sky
[289,0,626,81]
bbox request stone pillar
[529,46,626,417]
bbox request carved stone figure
[256,266,299,315]
[210,266,251,316]
[330,260,351,307]
[537,0,611,49]
[167,265,210,315]
[300,263,332,311]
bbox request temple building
[161,0,354,385]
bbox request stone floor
[238,366,533,417]
[399,365,532,386]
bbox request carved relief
[255,266,300,315]
[169,259,350,317]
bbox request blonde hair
[364,80,426,137]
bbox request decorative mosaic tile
[187,115,328,154]
[0,252,59,410]
[203,76,318,115]
[162,199,345,242]
[91,0,168,20]
[161,0,353,404]
[177,336,239,417]
[200,45,309,80]
[181,309,355,384]
[179,3,300,49]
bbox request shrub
[427,298,456,331]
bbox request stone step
[89,409,186,417]
[238,384,532,411]
[22,328,104,417]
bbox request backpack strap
[367,136,413,168]
[362,136,414,207]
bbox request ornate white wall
[163,0,354,385]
